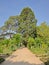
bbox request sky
[0,0,49,27]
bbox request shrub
[0,48,3,53]
[27,37,35,49]
[2,39,9,47]
[35,37,42,48]
[0,58,5,63]
[13,33,22,47]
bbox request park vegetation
[0,7,49,65]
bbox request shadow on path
[1,60,44,65]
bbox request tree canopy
[17,7,37,38]
[0,7,37,38]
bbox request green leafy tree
[3,17,16,38]
[37,22,49,44]
[0,26,7,34]
[5,18,15,32]
[17,7,37,38]
[9,16,19,32]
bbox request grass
[28,46,49,65]
[30,47,46,55]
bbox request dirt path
[1,48,44,65]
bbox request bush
[27,37,48,55]
[45,61,49,65]
[13,33,22,47]
[2,39,9,46]
[0,33,23,54]
[27,37,35,49]
[35,37,42,48]
[0,48,3,53]
[0,58,5,63]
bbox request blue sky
[0,0,49,27]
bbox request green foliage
[8,33,22,51]
[27,36,49,56]
[27,37,35,49]
[13,33,22,43]
[0,48,3,53]
[4,18,15,31]
[13,33,22,47]
[35,37,42,48]
[0,26,7,33]
[0,7,49,63]
[0,33,22,54]
[45,61,49,65]
[20,7,35,20]
[37,22,49,43]
[2,39,9,46]
[17,7,37,38]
